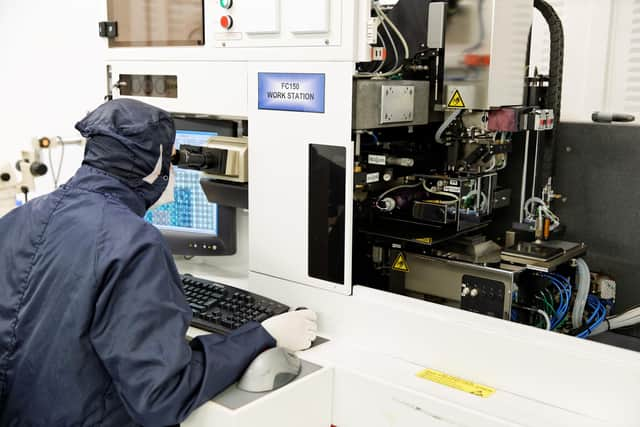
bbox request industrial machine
[99,0,640,425]
[103,0,615,338]
[347,0,597,336]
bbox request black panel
[553,123,640,328]
[308,145,346,285]
[460,275,506,319]
[200,179,248,210]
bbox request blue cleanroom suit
[0,99,276,426]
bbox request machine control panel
[220,15,234,30]
[460,275,508,319]
[213,0,339,48]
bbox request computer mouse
[237,347,302,393]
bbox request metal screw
[222,42,227,47]
[324,39,330,45]
[565,146,572,153]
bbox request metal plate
[352,80,430,130]
[380,85,415,124]
[403,254,518,319]
[500,241,587,273]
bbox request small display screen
[145,130,218,235]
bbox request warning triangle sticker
[392,253,410,273]
[447,89,466,108]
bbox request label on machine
[416,369,496,398]
[392,253,410,273]
[258,72,326,113]
[447,89,466,109]
[366,172,380,184]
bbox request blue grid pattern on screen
[144,130,218,235]
[144,169,218,235]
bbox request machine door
[106,0,204,47]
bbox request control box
[213,0,341,48]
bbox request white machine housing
[102,1,640,426]
[444,0,534,110]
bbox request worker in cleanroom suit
[0,99,317,426]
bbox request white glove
[262,309,318,352]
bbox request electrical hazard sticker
[392,253,410,272]
[447,89,466,108]
[416,369,496,398]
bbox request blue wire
[550,281,566,328]
[540,273,572,329]
[577,296,607,338]
[540,273,607,338]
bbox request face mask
[148,165,175,210]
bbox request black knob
[30,162,48,177]
[0,173,10,182]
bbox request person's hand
[261,310,318,352]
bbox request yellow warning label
[416,237,433,244]
[447,89,466,108]
[416,369,496,398]
[392,253,410,272]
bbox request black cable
[533,0,564,190]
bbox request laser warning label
[447,89,466,108]
[392,253,410,272]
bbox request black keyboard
[181,274,290,335]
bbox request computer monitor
[145,116,238,256]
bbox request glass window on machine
[308,144,346,285]
[107,0,204,47]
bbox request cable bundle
[575,296,608,338]
[535,273,571,331]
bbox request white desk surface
[178,260,620,427]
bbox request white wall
[0,0,105,194]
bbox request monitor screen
[144,116,239,256]
[145,130,219,236]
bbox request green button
[220,0,233,9]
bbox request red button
[220,15,233,30]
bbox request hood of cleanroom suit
[76,97,175,210]
[0,99,275,426]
